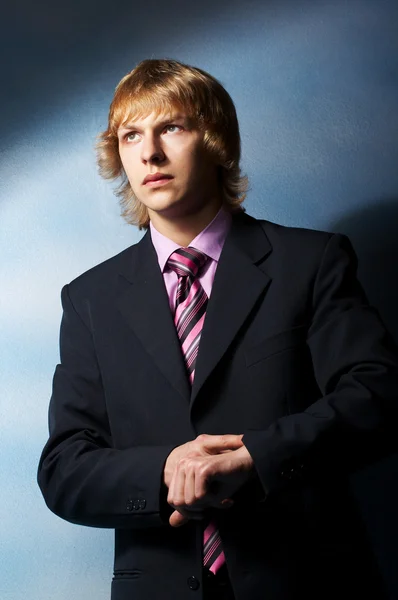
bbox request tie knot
[168,247,207,278]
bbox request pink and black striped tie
[168,247,226,574]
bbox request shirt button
[187,576,200,590]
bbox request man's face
[117,109,220,223]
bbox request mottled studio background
[1,0,397,598]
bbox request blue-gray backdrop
[1,0,397,598]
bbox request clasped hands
[163,433,253,527]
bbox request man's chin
[146,198,192,220]
[143,194,219,223]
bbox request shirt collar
[150,206,232,272]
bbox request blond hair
[96,59,248,229]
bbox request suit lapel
[116,213,272,409]
[117,231,190,403]
[190,213,272,409]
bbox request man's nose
[140,134,165,163]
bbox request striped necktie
[167,247,226,574]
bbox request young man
[38,59,398,600]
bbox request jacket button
[187,576,200,590]
[126,500,134,512]
[133,499,140,510]
[138,499,146,510]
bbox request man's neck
[149,202,223,246]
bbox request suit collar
[116,212,272,407]
[117,211,272,281]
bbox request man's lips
[143,173,174,185]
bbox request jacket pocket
[113,569,142,580]
[245,325,307,366]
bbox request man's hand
[164,435,254,527]
[163,433,244,488]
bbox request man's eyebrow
[118,114,190,132]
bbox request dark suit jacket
[38,211,398,600]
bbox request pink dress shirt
[149,207,232,312]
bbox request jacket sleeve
[243,233,398,498]
[37,284,175,529]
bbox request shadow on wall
[332,197,398,344]
[1,0,314,142]
[333,199,398,600]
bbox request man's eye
[164,124,182,134]
[125,132,139,142]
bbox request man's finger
[219,498,234,508]
[169,510,189,527]
[198,434,244,453]
[169,507,204,527]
